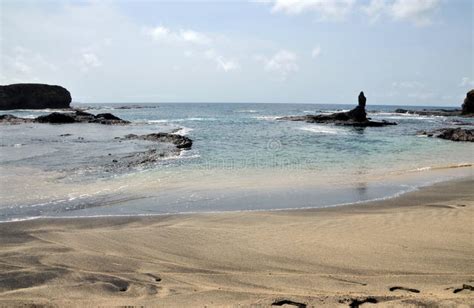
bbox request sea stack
[347,91,368,122]
[0,83,72,110]
[461,89,474,115]
[277,91,396,127]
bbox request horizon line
[71,101,463,108]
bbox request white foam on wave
[298,125,347,135]
[371,112,444,120]
[235,109,259,113]
[254,115,280,121]
[146,117,216,123]
[172,127,193,136]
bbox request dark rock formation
[107,133,193,169]
[0,114,33,124]
[462,89,474,115]
[0,83,71,110]
[95,113,122,121]
[348,91,367,122]
[36,112,76,124]
[394,108,461,117]
[418,128,474,142]
[1,110,129,125]
[123,133,193,149]
[395,90,474,117]
[278,91,396,127]
[69,111,129,124]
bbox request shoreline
[1,177,473,307]
[1,165,472,223]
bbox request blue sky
[1,0,472,106]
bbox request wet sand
[0,178,473,307]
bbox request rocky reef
[122,133,193,149]
[0,83,71,110]
[462,89,474,115]
[418,128,474,142]
[395,89,474,117]
[394,108,461,117]
[0,110,129,125]
[278,92,396,127]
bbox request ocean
[0,103,472,222]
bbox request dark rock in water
[2,110,130,125]
[0,83,71,110]
[95,113,122,121]
[394,108,461,117]
[418,128,474,142]
[278,91,396,127]
[71,110,129,125]
[347,91,367,122]
[36,112,76,124]
[462,89,474,115]
[0,114,33,124]
[437,128,474,142]
[124,133,193,149]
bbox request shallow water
[0,103,473,221]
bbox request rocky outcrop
[462,89,474,115]
[418,128,474,142]
[394,108,461,116]
[278,91,396,127]
[0,110,129,125]
[108,133,193,169]
[0,84,71,110]
[0,114,33,124]
[36,112,76,124]
[395,90,474,117]
[123,133,193,149]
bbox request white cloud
[180,30,211,44]
[391,0,439,25]
[363,0,440,26]
[145,26,211,45]
[269,0,355,21]
[12,60,32,74]
[1,46,57,83]
[362,0,386,23]
[311,46,321,58]
[216,57,240,72]
[258,50,299,80]
[80,52,102,72]
[204,49,240,72]
[459,77,474,87]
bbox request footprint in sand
[347,297,378,307]
[271,299,307,308]
[146,273,162,283]
[84,274,129,293]
[453,284,474,294]
[389,286,420,293]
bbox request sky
[0,0,473,106]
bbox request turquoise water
[0,103,472,221]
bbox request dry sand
[0,178,473,307]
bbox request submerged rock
[36,112,76,124]
[278,91,396,127]
[0,83,71,110]
[1,110,129,125]
[394,108,461,117]
[123,133,193,149]
[418,128,474,142]
[0,114,33,124]
[396,89,474,117]
[462,89,474,115]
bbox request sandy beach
[0,177,472,307]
